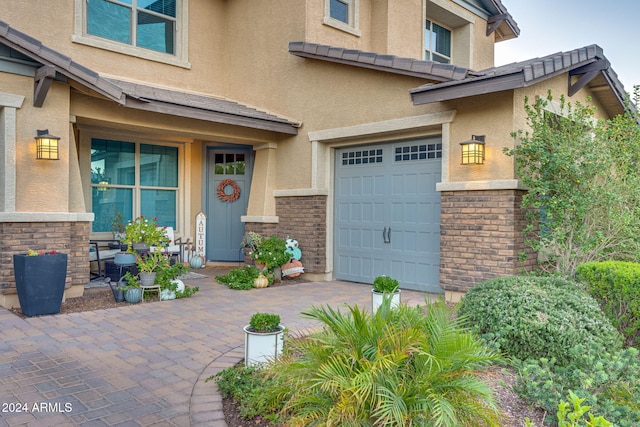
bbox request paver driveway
[0,270,429,426]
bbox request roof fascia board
[411,73,524,104]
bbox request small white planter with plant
[371,275,401,312]
[244,312,284,367]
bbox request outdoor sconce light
[35,129,60,160]
[460,135,485,165]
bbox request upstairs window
[425,19,451,63]
[330,0,350,24]
[324,0,360,36]
[86,0,176,55]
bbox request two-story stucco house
[0,0,629,309]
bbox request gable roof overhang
[478,0,520,41]
[0,20,300,135]
[409,44,630,117]
[289,41,469,82]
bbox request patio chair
[89,239,122,280]
[150,227,187,263]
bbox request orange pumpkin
[282,260,304,278]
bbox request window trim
[424,19,452,64]
[85,131,186,238]
[73,0,191,69]
[323,0,361,36]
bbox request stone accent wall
[244,195,327,274]
[440,190,537,293]
[0,221,90,302]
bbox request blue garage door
[334,138,442,293]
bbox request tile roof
[409,44,629,116]
[288,41,469,82]
[108,79,301,134]
[0,20,300,135]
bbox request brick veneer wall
[440,190,537,293]
[0,221,90,298]
[244,195,327,274]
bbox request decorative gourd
[254,274,269,288]
[190,255,204,269]
[282,260,304,278]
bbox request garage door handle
[383,227,391,244]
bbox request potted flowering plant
[123,216,169,251]
[13,249,68,316]
[252,235,291,279]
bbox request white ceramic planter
[372,289,401,312]
[243,325,285,367]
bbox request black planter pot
[13,253,68,317]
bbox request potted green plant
[372,275,401,311]
[251,235,291,280]
[111,209,127,243]
[122,272,142,304]
[243,312,284,366]
[13,249,67,316]
[135,250,167,286]
[122,216,169,252]
[156,261,188,300]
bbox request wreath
[217,179,241,203]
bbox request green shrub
[525,391,613,427]
[458,276,622,364]
[576,261,640,347]
[215,266,260,290]
[207,364,281,421]
[256,299,502,426]
[516,343,640,426]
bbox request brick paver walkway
[0,269,430,426]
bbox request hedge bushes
[576,261,640,347]
[458,276,622,364]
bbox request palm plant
[259,299,502,426]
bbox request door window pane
[140,144,178,187]
[141,189,176,228]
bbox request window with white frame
[90,139,179,232]
[425,19,451,63]
[324,0,360,35]
[86,0,177,54]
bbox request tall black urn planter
[13,253,68,317]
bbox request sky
[494,0,640,92]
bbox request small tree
[505,91,640,276]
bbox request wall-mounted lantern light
[460,135,485,165]
[35,129,60,160]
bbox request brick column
[440,190,536,297]
[244,195,327,274]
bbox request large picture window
[91,139,179,233]
[86,0,177,55]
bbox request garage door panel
[335,140,442,293]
